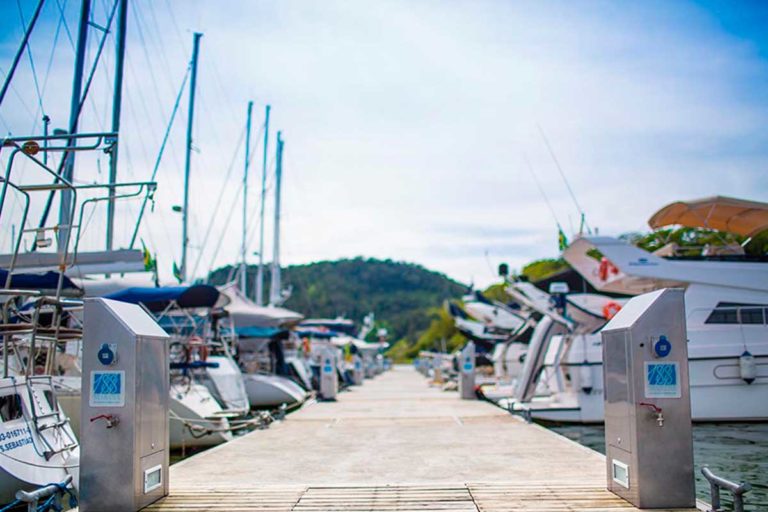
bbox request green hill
[208,257,467,349]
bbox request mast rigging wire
[205,183,244,278]
[0,0,45,110]
[189,125,249,278]
[536,124,591,234]
[129,65,191,249]
[523,153,563,231]
[15,0,46,119]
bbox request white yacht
[513,196,768,422]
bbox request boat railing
[1,132,156,296]
[701,466,751,512]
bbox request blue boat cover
[105,284,219,311]
[0,269,81,292]
[236,325,287,339]
[294,328,339,339]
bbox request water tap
[639,402,664,427]
[90,413,119,429]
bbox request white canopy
[217,282,303,328]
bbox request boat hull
[243,374,308,408]
[514,355,768,423]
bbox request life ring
[598,257,619,281]
[602,301,622,320]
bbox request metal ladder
[24,376,78,460]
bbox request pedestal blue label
[89,370,125,407]
[644,362,681,398]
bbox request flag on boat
[558,228,569,252]
[172,261,183,283]
[141,240,156,271]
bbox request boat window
[706,303,739,324]
[741,307,765,325]
[0,395,24,422]
[706,302,768,325]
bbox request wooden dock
[146,366,703,511]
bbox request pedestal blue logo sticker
[644,362,681,398]
[89,371,125,407]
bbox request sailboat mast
[255,105,270,305]
[58,0,92,249]
[181,32,202,283]
[106,0,129,251]
[240,100,254,294]
[269,132,283,306]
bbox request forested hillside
[208,257,467,344]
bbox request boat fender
[579,363,593,394]
[740,350,756,384]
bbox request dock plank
[145,366,701,512]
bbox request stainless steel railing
[702,467,751,512]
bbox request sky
[1,0,767,289]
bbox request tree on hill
[208,257,467,345]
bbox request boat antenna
[536,124,591,235]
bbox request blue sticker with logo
[90,371,125,407]
[644,362,680,398]
[323,359,333,374]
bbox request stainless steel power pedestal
[352,354,364,385]
[80,298,170,512]
[601,288,695,509]
[320,346,338,400]
[459,341,476,400]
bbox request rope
[0,499,21,511]
[34,480,78,512]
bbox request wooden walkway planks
[145,483,697,511]
[144,366,701,512]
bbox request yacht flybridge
[508,196,768,423]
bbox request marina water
[549,422,768,511]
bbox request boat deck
[145,366,703,511]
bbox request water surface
[549,423,768,511]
